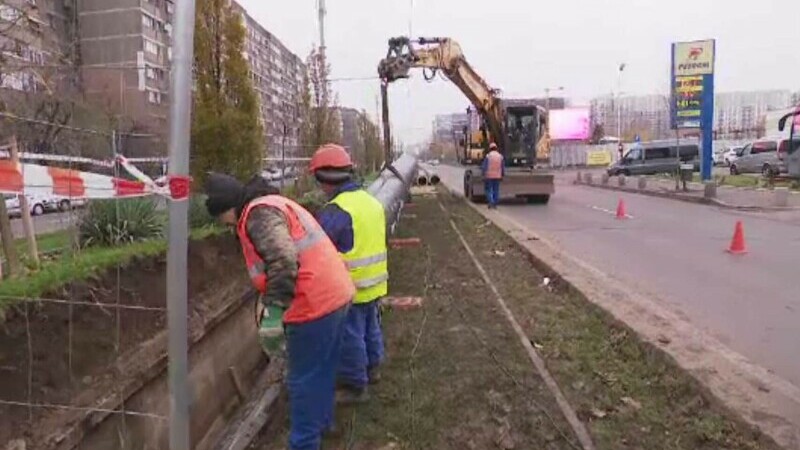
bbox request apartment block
[234,2,306,156]
[590,94,672,141]
[0,0,74,92]
[77,0,173,134]
[714,90,792,139]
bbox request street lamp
[544,86,565,111]
[617,63,626,140]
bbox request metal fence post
[166,0,197,448]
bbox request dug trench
[253,190,779,450]
[0,234,266,450]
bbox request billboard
[549,108,590,140]
[671,39,715,180]
[673,40,715,76]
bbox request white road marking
[590,205,634,219]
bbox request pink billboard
[549,108,591,141]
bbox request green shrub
[79,198,164,247]
[189,194,216,229]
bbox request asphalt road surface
[10,211,78,238]
[434,165,800,389]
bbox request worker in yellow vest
[482,142,505,209]
[310,144,388,404]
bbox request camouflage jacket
[245,206,298,308]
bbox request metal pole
[166,0,196,448]
[617,65,625,140]
[381,81,393,164]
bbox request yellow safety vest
[329,189,388,303]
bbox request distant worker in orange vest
[481,142,505,209]
[205,173,354,450]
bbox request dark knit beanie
[204,173,245,217]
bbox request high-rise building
[433,113,469,143]
[590,94,671,141]
[714,90,792,139]
[77,0,174,136]
[591,90,794,142]
[0,0,75,92]
[337,107,360,154]
[234,2,306,156]
[4,0,307,157]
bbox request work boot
[336,385,369,405]
[368,367,381,385]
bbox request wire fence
[0,94,171,448]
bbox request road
[434,165,800,388]
[10,211,77,238]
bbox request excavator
[378,37,555,204]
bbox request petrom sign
[673,40,715,76]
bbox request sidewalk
[252,189,779,450]
[579,171,800,209]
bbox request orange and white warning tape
[0,155,189,200]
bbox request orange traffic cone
[727,221,747,255]
[615,199,628,220]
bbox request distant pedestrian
[310,144,388,404]
[481,142,504,209]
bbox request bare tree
[299,47,341,155]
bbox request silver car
[729,139,788,177]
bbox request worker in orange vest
[205,173,355,450]
[481,142,505,209]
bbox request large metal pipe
[367,152,418,233]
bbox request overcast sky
[238,0,800,147]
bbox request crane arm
[378,37,505,150]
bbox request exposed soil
[0,233,248,446]
[253,190,780,450]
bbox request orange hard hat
[309,144,353,173]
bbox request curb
[576,181,800,212]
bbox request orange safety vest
[484,151,504,179]
[237,195,355,324]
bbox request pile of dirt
[0,234,248,447]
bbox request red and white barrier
[0,156,189,200]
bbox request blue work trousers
[285,304,349,450]
[337,300,384,388]
[484,179,501,206]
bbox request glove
[258,305,285,356]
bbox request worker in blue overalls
[310,144,388,404]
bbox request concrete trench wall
[75,297,264,450]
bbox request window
[148,90,162,104]
[0,5,22,21]
[779,139,800,155]
[144,40,159,56]
[625,148,642,161]
[752,141,777,154]
[142,14,156,29]
[644,147,670,160]
[146,65,162,80]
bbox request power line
[328,76,379,83]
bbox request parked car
[729,138,795,176]
[606,139,700,176]
[722,146,742,166]
[260,167,282,181]
[49,196,87,212]
[4,193,49,217]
